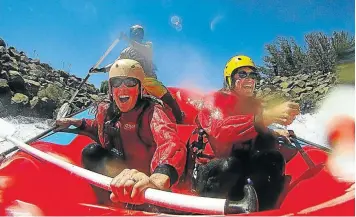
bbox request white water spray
[0,116,51,154]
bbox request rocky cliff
[0,38,101,119]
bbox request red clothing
[195,90,263,158]
[80,98,187,181]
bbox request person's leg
[194,157,242,198]
[247,150,286,211]
[81,143,125,204]
[193,156,259,214]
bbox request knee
[195,157,242,197]
[81,143,106,161]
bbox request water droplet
[170,15,183,31]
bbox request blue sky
[0,0,354,91]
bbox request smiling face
[231,66,258,97]
[110,77,140,112]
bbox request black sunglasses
[237,71,259,79]
[110,77,139,88]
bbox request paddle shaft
[295,136,332,153]
[4,134,233,215]
[290,137,316,168]
[67,37,120,106]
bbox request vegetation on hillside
[262,31,355,77]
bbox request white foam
[0,116,51,154]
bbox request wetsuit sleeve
[77,118,100,142]
[196,108,259,157]
[149,105,187,186]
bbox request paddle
[288,131,316,169]
[293,136,332,153]
[0,118,257,215]
[270,125,332,153]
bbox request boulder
[282,88,291,93]
[57,70,70,79]
[290,87,307,97]
[272,76,282,84]
[0,71,9,80]
[1,53,10,62]
[29,69,46,78]
[20,55,30,64]
[8,47,21,60]
[19,62,29,73]
[0,79,10,94]
[24,79,41,96]
[280,77,288,82]
[30,59,40,64]
[306,81,316,87]
[295,80,306,88]
[8,70,26,93]
[37,83,70,105]
[0,46,6,55]
[280,81,294,89]
[30,96,57,119]
[2,61,19,71]
[0,38,5,47]
[11,93,29,105]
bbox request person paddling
[92,25,184,124]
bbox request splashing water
[0,116,51,154]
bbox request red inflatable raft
[0,87,354,216]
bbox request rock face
[0,38,101,118]
[255,70,338,114]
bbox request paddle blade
[0,118,16,141]
[56,103,71,120]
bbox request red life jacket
[95,96,164,174]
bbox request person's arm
[109,106,186,205]
[149,105,187,187]
[55,118,100,143]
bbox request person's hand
[273,128,290,138]
[89,67,106,73]
[54,118,82,132]
[110,169,165,205]
[261,101,300,126]
[119,32,128,41]
[272,128,292,143]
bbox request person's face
[130,29,144,43]
[231,67,258,97]
[110,77,140,112]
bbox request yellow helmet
[224,55,256,88]
[109,59,145,83]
